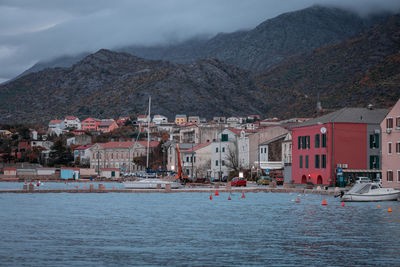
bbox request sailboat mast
[146,96,151,170]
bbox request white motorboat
[341,182,400,202]
[123,179,182,189]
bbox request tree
[224,146,240,172]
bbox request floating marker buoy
[83,186,87,189]
[215,190,219,196]
[112,187,115,190]
[24,181,27,184]
[295,197,300,203]
[241,192,246,199]
[378,205,381,209]
[228,195,231,200]
[388,207,392,212]
[103,186,105,190]
[209,194,213,200]
[321,198,327,205]
[341,202,345,207]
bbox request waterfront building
[179,142,212,178]
[381,99,400,188]
[89,141,159,174]
[291,107,388,186]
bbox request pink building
[381,99,400,188]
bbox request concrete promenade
[0,186,339,195]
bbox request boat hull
[342,192,400,202]
[123,179,182,189]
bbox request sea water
[0,192,399,266]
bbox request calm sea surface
[1,188,400,266]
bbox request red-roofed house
[89,141,160,174]
[48,119,66,136]
[117,117,130,126]
[180,142,212,179]
[74,144,94,165]
[3,167,17,176]
[98,119,119,133]
[81,117,101,131]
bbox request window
[322,134,327,148]
[264,148,267,153]
[388,142,392,154]
[216,160,218,166]
[194,156,196,163]
[222,147,225,152]
[221,134,228,142]
[387,170,393,182]
[222,160,225,166]
[260,147,263,154]
[397,142,400,154]
[387,118,393,129]
[370,155,379,169]
[300,155,303,169]
[186,156,189,162]
[298,136,301,149]
[398,170,400,183]
[370,134,379,149]
[307,136,310,149]
[305,155,309,169]
[111,153,113,159]
[321,154,326,168]
[216,147,218,153]
[315,134,320,148]
[397,117,400,128]
[315,155,320,168]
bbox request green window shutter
[222,147,225,152]
[221,134,228,142]
[315,155,320,168]
[300,155,303,169]
[315,134,320,148]
[369,135,374,148]
[322,155,326,168]
[216,147,218,153]
[216,160,218,166]
[305,155,309,169]
[307,136,310,149]
[322,134,326,148]
[369,156,373,169]
[374,134,379,148]
[298,136,301,149]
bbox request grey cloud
[1,0,400,82]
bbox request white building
[210,129,237,180]
[48,120,66,136]
[153,115,168,125]
[64,116,81,129]
[180,142,212,179]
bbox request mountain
[0,49,264,124]
[18,6,387,79]
[254,14,400,118]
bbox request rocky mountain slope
[254,14,400,118]
[0,50,264,123]
[19,6,386,78]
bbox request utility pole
[219,124,222,181]
[97,149,100,176]
[191,142,194,180]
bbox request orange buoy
[228,195,231,200]
[388,207,392,212]
[321,198,327,205]
[209,194,213,200]
[241,192,246,199]
[377,205,381,209]
[341,202,345,207]
[295,197,300,203]
[215,190,219,196]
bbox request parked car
[274,175,284,185]
[231,177,247,187]
[257,176,272,185]
[355,177,371,183]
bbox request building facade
[381,99,400,188]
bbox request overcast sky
[0,0,399,83]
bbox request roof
[228,129,258,136]
[96,141,159,149]
[294,108,389,127]
[175,114,187,118]
[65,116,77,120]
[137,115,148,119]
[99,120,116,127]
[260,134,288,145]
[181,142,211,153]
[49,120,63,124]
[82,117,100,122]
[61,167,80,170]
[75,144,94,150]
[3,167,17,171]
[98,141,135,148]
